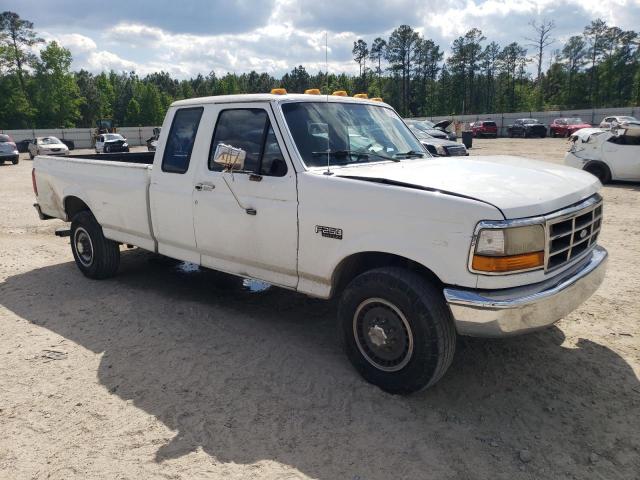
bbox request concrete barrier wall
[0,126,160,149]
[412,106,639,137]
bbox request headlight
[471,224,545,273]
[123,142,128,147]
[435,145,447,156]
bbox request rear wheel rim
[353,298,414,372]
[74,227,94,267]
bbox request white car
[598,115,640,129]
[565,126,640,183]
[28,137,69,159]
[32,92,607,394]
[95,133,129,153]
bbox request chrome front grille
[545,199,602,271]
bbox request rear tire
[338,267,456,394]
[70,211,120,279]
[12,157,19,165]
[584,163,612,184]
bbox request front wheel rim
[353,298,414,372]
[74,227,94,267]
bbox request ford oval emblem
[579,229,588,239]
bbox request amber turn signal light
[472,252,544,273]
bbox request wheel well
[331,252,442,298]
[64,196,91,220]
[583,161,611,181]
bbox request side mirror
[213,143,246,171]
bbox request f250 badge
[316,225,343,240]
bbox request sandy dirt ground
[1,139,639,480]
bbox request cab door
[149,106,205,263]
[192,103,298,288]
[603,135,640,180]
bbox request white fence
[415,106,640,136]
[0,126,160,149]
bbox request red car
[471,120,498,138]
[549,118,591,137]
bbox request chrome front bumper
[444,246,608,337]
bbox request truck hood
[333,155,600,219]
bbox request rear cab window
[162,107,204,174]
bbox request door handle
[195,182,215,192]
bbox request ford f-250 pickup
[32,91,608,394]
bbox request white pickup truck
[33,92,608,394]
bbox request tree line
[1,11,639,129]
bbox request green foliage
[0,11,638,129]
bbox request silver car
[28,137,70,159]
[0,134,19,165]
[408,126,468,156]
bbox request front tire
[338,267,456,394]
[12,157,19,165]
[70,211,120,279]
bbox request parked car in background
[61,139,75,150]
[0,134,19,165]
[16,139,32,153]
[565,126,640,183]
[28,137,69,159]
[599,115,640,129]
[549,118,592,137]
[408,126,468,156]
[507,119,547,138]
[95,133,129,153]
[470,120,498,138]
[404,119,457,141]
[146,127,161,152]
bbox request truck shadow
[1,250,638,479]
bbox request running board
[55,228,71,238]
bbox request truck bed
[34,154,156,251]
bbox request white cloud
[26,0,640,79]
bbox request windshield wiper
[312,149,400,162]
[394,150,426,159]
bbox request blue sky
[6,0,640,78]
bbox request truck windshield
[281,102,427,168]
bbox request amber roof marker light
[305,88,321,95]
[331,90,348,96]
[353,93,368,99]
[270,88,287,95]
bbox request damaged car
[564,126,640,183]
[408,125,468,156]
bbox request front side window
[162,107,203,174]
[282,101,426,168]
[209,108,287,176]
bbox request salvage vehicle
[95,133,130,153]
[16,138,32,153]
[507,119,547,138]
[408,126,468,156]
[0,134,19,165]
[470,120,498,138]
[549,118,592,138]
[28,137,69,159]
[146,127,161,152]
[564,126,640,183]
[32,91,608,394]
[405,119,457,141]
[599,115,640,129]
